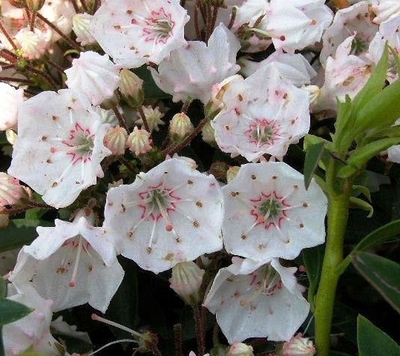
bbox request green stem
[314,160,353,356]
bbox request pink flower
[203,257,310,343]
[8,89,112,208]
[0,172,26,207]
[90,0,189,68]
[222,162,327,262]
[103,158,224,273]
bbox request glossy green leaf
[302,244,325,310]
[0,299,33,326]
[304,141,325,189]
[337,137,400,178]
[356,78,400,133]
[352,252,400,313]
[352,45,388,115]
[357,315,400,356]
[0,222,38,253]
[338,219,400,275]
[333,96,355,155]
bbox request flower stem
[314,159,353,356]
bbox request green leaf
[0,280,6,299]
[337,137,400,178]
[337,219,400,275]
[0,222,38,253]
[0,299,33,326]
[304,141,325,189]
[349,197,374,218]
[301,244,325,310]
[333,96,355,155]
[352,45,389,115]
[0,327,4,356]
[357,315,400,356]
[352,252,400,313]
[355,78,400,133]
[134,66,170,100]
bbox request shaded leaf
[304,141,325,189]
[357,315,400,356]
[352,252,400,313]
[0,299,33,326]
[0,223,38,253]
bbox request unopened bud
[126,126,152,156]
[104,126,128,155]
[169,261,205,305]
[0,173,28,207]
[228,342,254,356]
[119,69,144,108]
[72,13,96,46]
[169,113,194,142]
[277,333,316,356]
[226,166,240,183]
[25,0,45,11]
[201,120,216,146]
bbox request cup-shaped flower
[222,162,327,262]
[212,64,310,161]
[150,23,240,103]
[8,89,112,208]
[203,257,310,343]
[90,0,189,68]
[103,158,224,274]
[9,214,124,313]
[65,51,121,106]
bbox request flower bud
[126,126,152,156]
[25,0,45,11]
[169,261,205,305]
[228,342,254,356]
[277,333,316,356]
[119,69,144,108]
[72,13,96,46]
[104,126,128,155]
[226,166,240,183]
[169,112,194,142]
[0,173,27,207]
[201,120,216,146]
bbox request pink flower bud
[104,126,128,155]
[119,69,144,108]
[169,113,194,142]
[229,342,254,356]
[169,261,205,305]
[126,127,152,156]
[279,334,316,356]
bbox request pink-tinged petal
[222,162,327,262]
[104,158,224,274]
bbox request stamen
[91,313,142,338]
[69,237,83,287]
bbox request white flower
[9,212,124,313]
[8,89,112,208]
[372,0,400,24]
[14,27,50,59]
[222,162,327,262]
[279,333,316,356]
[320,1,378,66]
[203,257,310,343]
[212,64,310,161]
[150,23,241,103]
[0,82,24,131]
[3,285,62,355]
[103,158,224,274]
[65,51,121,106]
[312,35,373,113]
[90,0,189,68]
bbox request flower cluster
[1,0,399,355]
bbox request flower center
[62,123,94,164]
[351,36,368,55]
[250,191,290,229]
[245,119,279,147]
[133,8,174,44]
